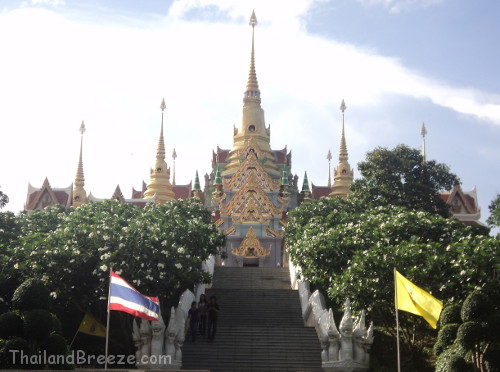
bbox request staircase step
[182,267,322,372]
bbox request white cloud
[31,0,66,7]
[354,0,445,13]
[0,0,498,215]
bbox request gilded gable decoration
[231,227,271,258]
[221,172,281,224]
[223,151,280,192]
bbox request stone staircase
[182,267,323,372]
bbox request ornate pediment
[231,227,271,258]
[223,151,280,192]
[221,172,282,224]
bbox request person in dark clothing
[207,295,220,341]
[187,301,199,343]
[198,294,208,336]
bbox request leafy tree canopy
[0,188,8,209]
[350,145,460,216]
[9,199,226,314]
[286,197,497,324]
[487,193,500,228]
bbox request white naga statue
[133,305,185,369]
[321,299,374,372]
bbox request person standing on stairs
[188,301,199,343]
[198,294,208,336]
[207,295,220,342]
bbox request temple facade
[25,11,483,267]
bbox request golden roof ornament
[245,10,260,103]
[73,120,87,207]
[231,227,271,258]
[330,99,354,199]
[143,99,175,203]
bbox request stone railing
[288,257,374,372]
[132,255,215,369]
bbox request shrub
[11,279,51,312]
[24,309,53,342]
[43,334,67,357]
[434,324,459,356]
[439,304,461,327]
[456,321,482,350]
[436,346,470,372]
[461,290,492,322]
[0,312,23,339]
[0,337,32,368]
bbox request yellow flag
[78,313,106,337]
[394,269,443,329]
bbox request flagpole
[68,328,79,350]
[105,267,112,370]
[394,268,401,372]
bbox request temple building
[25,11,483,265]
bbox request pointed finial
[249,10,257,27]
[156,99,166,160]
[327,149,332,161]
[79,120,86,135]
[244,10,260,103]
[420,122,427,137]
[193,170,201,191]
[340,99,347,113]
[301,171,310,192]
[172,148,177,185]
[214,166,222,185]
[421,122,427,163]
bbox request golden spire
[339,99,348,160]
[420,122,427,163]
[143,99,175,203]
[330,99,354,199]
[223,11,280,177]
[72,121,88,207]
[244,10,260,105]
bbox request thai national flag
[109,271,160,321]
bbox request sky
[0,0,499,229]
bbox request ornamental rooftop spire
[72,121,87,207]
[143,98,175,203]
[223,10,280,177]
[244,10,260,104]
[330,99,354,199]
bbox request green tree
[0,188,8,209]
[351,145,460,216]
[286,197,498,353]
[12,199,225,313]
[435,282,500,372]
[487,193,500,229]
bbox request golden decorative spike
[245,10,260,102]
[144,99,175,203]
[73,121,87,207]
[330,100,354,199]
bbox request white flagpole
[105,268,112,370]
[394,268,401,372]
